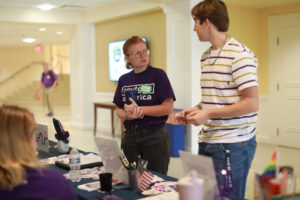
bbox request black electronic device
[53,118,69,144]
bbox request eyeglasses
[128,49,150,57]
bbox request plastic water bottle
[69,148,81,182]
[281,166,296,195]
[286,168,296,195]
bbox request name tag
[140,85,152,94]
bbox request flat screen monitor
[108,37,146,82]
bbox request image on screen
[108,38,146,82]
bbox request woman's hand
[124,98,144,120]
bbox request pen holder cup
[128,169,139,191]
[57,140,69,153]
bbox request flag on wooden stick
[136,160,154,192]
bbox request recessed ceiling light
[22,38,36,43]
[39,27,47,31]
[36,3,56,11]
[56,31,63,35]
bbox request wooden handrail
[0,55,69,86]
[0,61,44,85]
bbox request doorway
[269,12,300,148]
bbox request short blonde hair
[0,105,41,190]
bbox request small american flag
[136,169,154,192]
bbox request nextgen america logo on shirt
[121,83,155,102]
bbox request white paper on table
[80,153,102,165]
[56,153,101,165]
[80,167,106,179]
[40,156,58,165]
[142,181,177,196]
[139,191,179,200]
[179,151,219,200]
[77,181,100,192]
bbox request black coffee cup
[125,90,138,105]
[99,173,112,192]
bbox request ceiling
[0,0,114,10]
[0,0,298,9]
[0,0,300,47]
[0,0,115,47]
[0,22,76,47]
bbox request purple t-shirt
[0,168,77,200]
[41,70,57,88]
[113,66,176,129]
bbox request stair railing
[0,54,69,86]
[0,56,69,100]
[0,61,45,86]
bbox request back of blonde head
[0,105,41,190]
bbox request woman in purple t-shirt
[0,105,77,200]
[113,36,176,174]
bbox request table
[94,103,117,136]
[48,165,176,200]
[40,142,177,200]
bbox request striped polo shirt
[199,37,258,143]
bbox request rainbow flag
[261,151,280,181]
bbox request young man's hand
[174,107,199,124]
[185,109,210,126]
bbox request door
[270,13,300,148]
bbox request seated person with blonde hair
[0,105,77,200]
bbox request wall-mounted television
[108,37,147,82]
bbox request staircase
[3,74,70,110]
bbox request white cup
[177,176,204,200]
[57,140,69,153]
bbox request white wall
[70,24,95,129]
[161,0,209,154]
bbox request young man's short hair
[191,0,229,32]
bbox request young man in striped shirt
[176,0,259,199]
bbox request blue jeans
[198,136,257,200]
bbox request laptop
[94,137,129,184]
